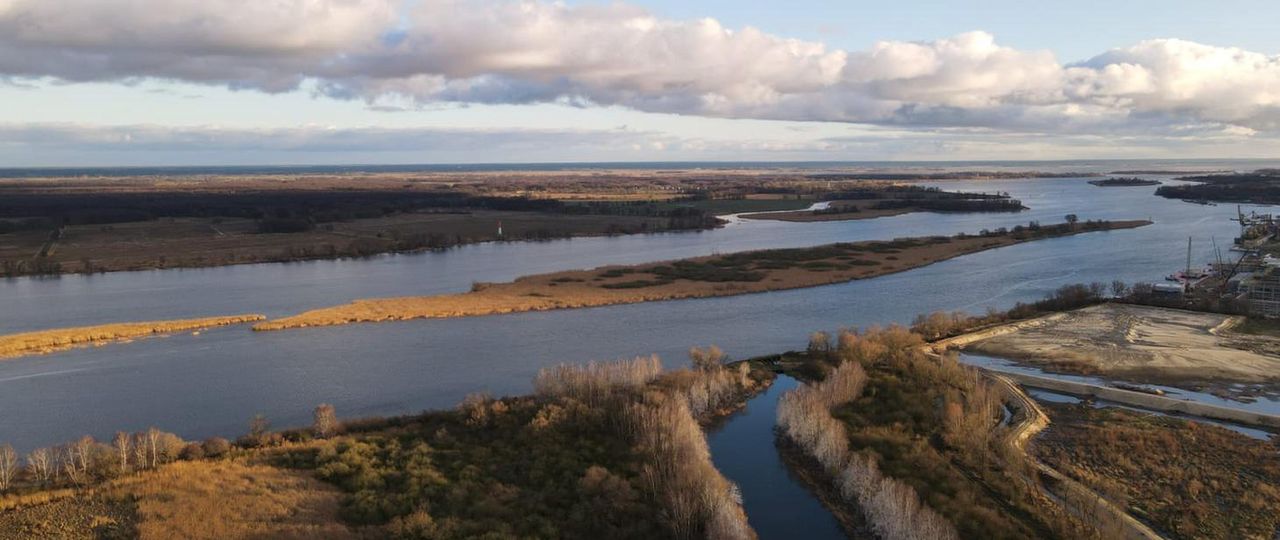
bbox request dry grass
[113,460,357,540]
[256,221,1149,331]
[0,460,357,540]
[0,315,266,360]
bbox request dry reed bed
[0,315,266,360]
[255,220,1149,331]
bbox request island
[1156,169,1280,204]
[741,185,1025,222]
[1087,177,1162,187]
[253,219,1150,331]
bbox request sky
[1,0,1280,166]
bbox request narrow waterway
[707,375,847,539]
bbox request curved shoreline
[254,220,1150,331]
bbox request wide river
[0,177,1272,453]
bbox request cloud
[4,122,1273,166]
[0,123,664,153]
[1,0,1279,135]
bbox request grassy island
[253,220,1150,331]
[0,315,267,360]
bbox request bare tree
[144,428,162,469]
[248,414,270,443]
[0,444,16,491]
[112,431,131,475]
[688,345,726,371]
[1110,280,1128,298]
[313,403,339,439]
[807,331,832,355]
[26,448,52,484]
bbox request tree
[0,444,16,491]
[1065,214,1079,229]
[1111,280,1128,298]
[807,331,832,356]
[249,414,270,441]
[688,345,726,371]
[113,431,131,475]
[313,403,339,439]
[26,448,52,484]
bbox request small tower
[497,220,504,238]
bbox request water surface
[707,375,847,539]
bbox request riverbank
[0,315,266,360]
[253,220,1149,331]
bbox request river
[0,176,1273,454]
[706,375,847,539]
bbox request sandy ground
[966,303,1280,383]
[255,220,1148,331]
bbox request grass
[254,220,1150,331]
[1036,404,1280,540]
[0,460,354,540]
[0,314,267,360]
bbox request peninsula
[254,219,1149,331]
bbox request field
[254,220,1148,331]
[0,460,355,540]
[1035,403,1280,540]
[963,303,1280,384]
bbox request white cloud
[1,0,1279,136]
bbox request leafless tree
[112,431,131,475]
[0,444,17,490]
[807,331,832,355]
[26,447,52,484]
[688,345,726,371]
[313,403,339,439]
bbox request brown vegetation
[777,327,1096,540]
[0,314,266,360]
[1036,404,1280,539]
[743,185,1024,222]
[1,351,770,539]
[255,220,1149,331]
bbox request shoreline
[253,220,1150,331]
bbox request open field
[963,303,1280,384]
[253,220,1147,331]
[0,315,265,360]
[1035,403,1280,540]
[0,459,356,540]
